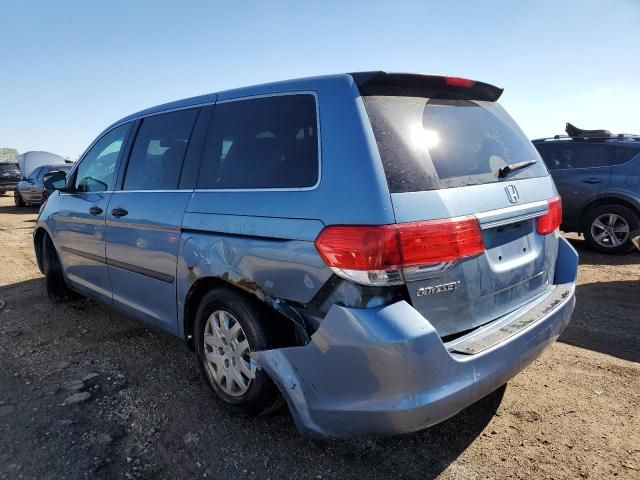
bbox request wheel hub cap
[591,213,630,248]
[203,310,255,397]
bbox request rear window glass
[198,94,319,189]
[363,96,547,193]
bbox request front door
[55,123,132,304]
[105,108,200,333]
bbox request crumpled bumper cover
[254,237,579,437]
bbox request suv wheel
[194,288,283,416]
[584,204,639,254]
[14,191,25,207]
[42,234,77,302]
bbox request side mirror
[43,170,67,191]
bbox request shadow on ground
[0,278,503,479]
[0,204,38,215]
[560,279,639,363]
[567,236,640,266]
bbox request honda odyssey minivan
[35,72,578,437]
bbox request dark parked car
[15,164,72,206]
[533,124,640,253]
[0,163,22,195]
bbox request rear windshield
[363,96,548,193]
[0,163,19,172]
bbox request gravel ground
[0,194,638,480]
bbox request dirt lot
[0,194,638,480]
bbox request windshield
[0,163,19,172]
[363,96,548,193]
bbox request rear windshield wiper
[498,160,537,179]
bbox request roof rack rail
[532,134,640,143]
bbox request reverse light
[315,216,484,286]
[536,196,562,235]
[445,77,476,88]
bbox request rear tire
[14,191,25,207]
[583,204,639,254]
[194,288,283,416]
[42,234,76,302]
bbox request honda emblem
[505,185,519,203]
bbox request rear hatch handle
[475,200,548,230]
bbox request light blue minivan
[35,72,578,437]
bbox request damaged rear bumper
[254,237,578,437]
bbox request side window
[612,146,639,166]
[28,167,42,180]
[37,167,50,180]
[551,145,576,169]
[123,109,199,191]
[536,144,570,170]
[543,143,609,170]
[535,144,554,169]
[198,94,319,189]
[74,123,132,192]
[566,144,609,168]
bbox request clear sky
[1,0,638,160]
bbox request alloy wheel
[590,213,630,248]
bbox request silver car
[15,164,71,206]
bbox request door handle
[111,207,129,218]
[88,206,103,215]
[582,178,603,184]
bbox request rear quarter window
[612,145,640,165]
[363,96,547,193]
[197,94,319,190]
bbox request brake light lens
[398,217,485,265]
[536,196,562,235]
[315,216,484,286]
[445,77,476,88]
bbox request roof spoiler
[350,71,503,102]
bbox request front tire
[584,204,639,254]
[42,234,76,302]
[194,288,282,416]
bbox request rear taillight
[315,216,484,286]
[536,196,562,235]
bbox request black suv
[533,124,640,254]
[0,163,22,195]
